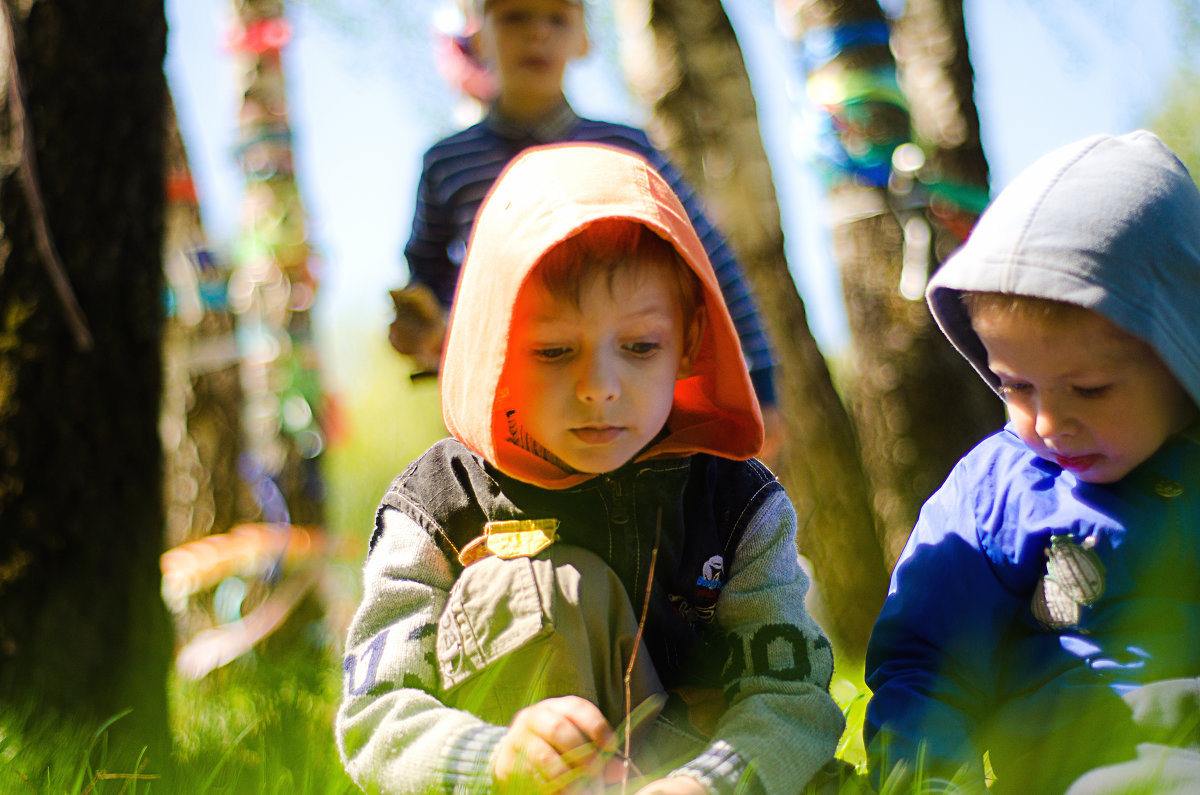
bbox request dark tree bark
[614,0,888,658]
[0,0,171,764]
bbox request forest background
[168,0,1200,616]
[168,0,1200,645]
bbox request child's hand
[387,284,446,374]
[633,775,709,794]
[493,695,620,793]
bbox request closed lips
[572,426,623,443]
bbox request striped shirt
[403,102,776,404]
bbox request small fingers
[497,698,615,793]
[496,734,572,793]
[542,696,617,755]
[522,736,575,789]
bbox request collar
[485,100,580,143]
[1102,427,1199,502]
[490,451,691,501]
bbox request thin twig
[622,505,662,795]
[2,1,93,351]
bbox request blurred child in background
[391,0,781,455]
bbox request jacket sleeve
[863,462,1015,789]
[402,149,462,308]
[336,507,506,794]
[674,488,844,793]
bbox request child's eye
[497,10,530,26]
[997,382,1030,399]
[532,346,571,362]
[624,341,662,357]
[1074,384,1111,399]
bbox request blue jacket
[866,425,1200,789]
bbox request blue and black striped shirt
[403,103,776,405]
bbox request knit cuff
[443,724,507,793]
[673,740,765,795]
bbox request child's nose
[529,17,552,40]
[577,355,619,403]
[1034,395,1074,440]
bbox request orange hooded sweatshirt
[440,143,763,489]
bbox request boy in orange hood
[337,144,842,794]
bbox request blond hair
[961,291,1090,324]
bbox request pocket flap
[437,555,552,689]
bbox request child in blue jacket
[865,131,1200,794]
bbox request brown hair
[533,218,702,326]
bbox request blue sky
[164,0,1184,387]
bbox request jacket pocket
[436,554,553,690]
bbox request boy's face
[505,263,697,474]
[972,305,1197,483]
[477,0,587,105]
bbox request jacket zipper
[607,475,630,525]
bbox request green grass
[0,337,897,793]
[168,654,358,794]
[832,664,870,772]
[0,652,358,794]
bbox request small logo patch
[458,518,559,565]
[697,555,725,591]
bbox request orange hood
[440,143,763,488]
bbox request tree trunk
[891,0,991,263]
[776,0,1002,567]
[0,0,171,764]
[613,0,887,659]
[229,0,325,528]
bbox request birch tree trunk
[891,0,991,265]
[163,99,245,549]
[228,0,325,528]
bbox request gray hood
[927,130,1200,407]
